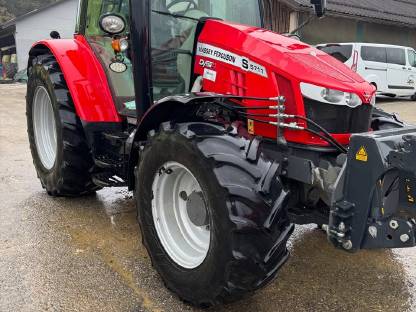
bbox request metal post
[276,96,287,147]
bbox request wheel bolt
[389,220,399,230]
[400,234,410,243]
[342,240,353,250]
[179,191,188,201]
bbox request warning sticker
[196,42,268,78]
[203,68,217,82]
[406,179,415,204]
[356,146,368,162]
[248,119,255,134]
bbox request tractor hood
[196,20,375,103]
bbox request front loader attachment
[329,127,416,252]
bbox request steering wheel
[166,0,198,14]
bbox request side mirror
[50,31,61,39]
[311,0,327,18]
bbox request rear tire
[27,53,99,196]
[136,122,294,307]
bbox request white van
[316,43,416,99]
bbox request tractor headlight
[300,82,362,108]
[99,14,126,35]
[321,88,344,103]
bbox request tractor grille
[303,98,373,134]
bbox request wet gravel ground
[1,84,416,312]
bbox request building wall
[301,15,416,48]
[263,0,293,33]
[15,0,78,70]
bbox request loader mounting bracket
[328,127,416,251]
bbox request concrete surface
[1,84,416,312]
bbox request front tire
[27,53,99,196]
[136,122,294,307]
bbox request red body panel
[31,21,374,147]
[194,20,376,146]
[31,35,121,123]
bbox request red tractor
[27,0,416,307]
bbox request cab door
[82,0,136,116]
[386,47,415,96]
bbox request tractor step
[103,132,130,145]
[92,172,127,188]
[94,156,126,170]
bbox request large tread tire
[27,53,99,196]
[136,122,294,307]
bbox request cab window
[150,0,262,101]
[85,0,129,36]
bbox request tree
[1,0,58,19]
[0,0,13,23]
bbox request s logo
[242,58,249,71]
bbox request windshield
[153,0,262,27]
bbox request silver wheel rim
[33,86,57,170]
[152,162,211,269]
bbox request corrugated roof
[292,0,416,27]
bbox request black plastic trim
[388,85,415,90]
[365,67,387,72]
[130,0,153,119]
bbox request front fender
[28,35,121,123]
[126,93,224,189]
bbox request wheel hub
[32,86,57,170]
[185,191,209,227]
[151,162,211,269]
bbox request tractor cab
[77,0,263,118]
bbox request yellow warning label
[248,119,254,135]
[406,182,415,204]
[356,146,368,162]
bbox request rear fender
[28,35,121,123]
